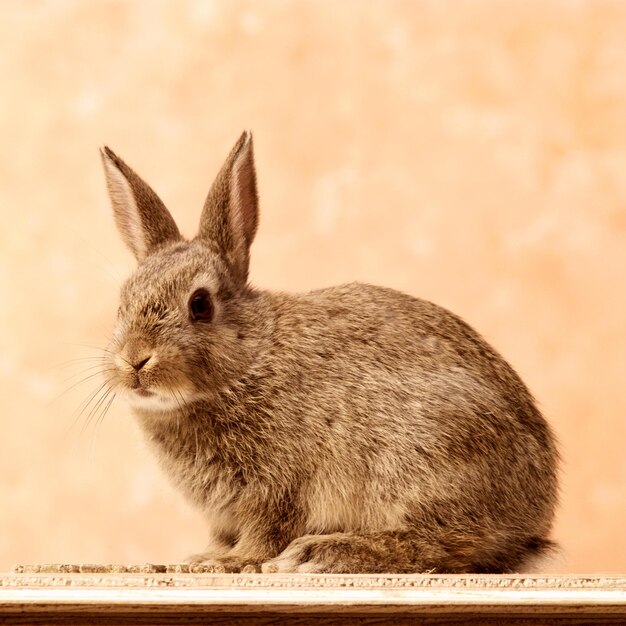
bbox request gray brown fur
[100,131,559,574]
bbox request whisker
[83,386,112,455]
[169,390,183,413]
[167,387,189,433]
[58,371,104,397]
[83,386,113,433]
[193,422,200,472]
[65,380,109,440]
[62,342,118,356]
[56,369,116,401]
[60,365,111,384]
[83,387,114,458]
[175,389,190,435]
[94,390,116,432]
[74,380,108,419]
[49,357,106,372]
[176,388,190,411]
[61,364,110,379]
[99,393,117,429]
[167,390,182,437]
[60,342,136,371]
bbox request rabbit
[100,131,559,574]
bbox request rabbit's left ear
[100,147,182,262]
[197,131,259,286]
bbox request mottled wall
[0,1,624,573]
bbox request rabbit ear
[197,131,258,285]
[100,147,182,261]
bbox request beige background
[0,1,624,573]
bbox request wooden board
[1,567,625,624]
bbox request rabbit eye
[189,289,213,322]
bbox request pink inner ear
[102,150,149,260]
[196,132,259,285]
[230,145,259,250]
[101,147,182,262]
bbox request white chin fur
[124,390,184,413]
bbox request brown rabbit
[100,132,558,573]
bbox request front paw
[262,534,351,574]
[185,554,261,573]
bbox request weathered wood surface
[1,567,625,624]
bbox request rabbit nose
[132,355,152,371]
[119,338,154,371]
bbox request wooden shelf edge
[1,573,625,617]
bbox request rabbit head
[101,132,258,414]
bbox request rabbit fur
[100,131,558,574]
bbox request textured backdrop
[0,1,624,573]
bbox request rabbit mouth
[133,387,154,398]
[121,378,196,413]
[129,377,154,396]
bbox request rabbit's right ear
[100,147,182,262]
[197,131,258,286]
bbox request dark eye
[188,288,213,322]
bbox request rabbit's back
[240,282,557,554]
